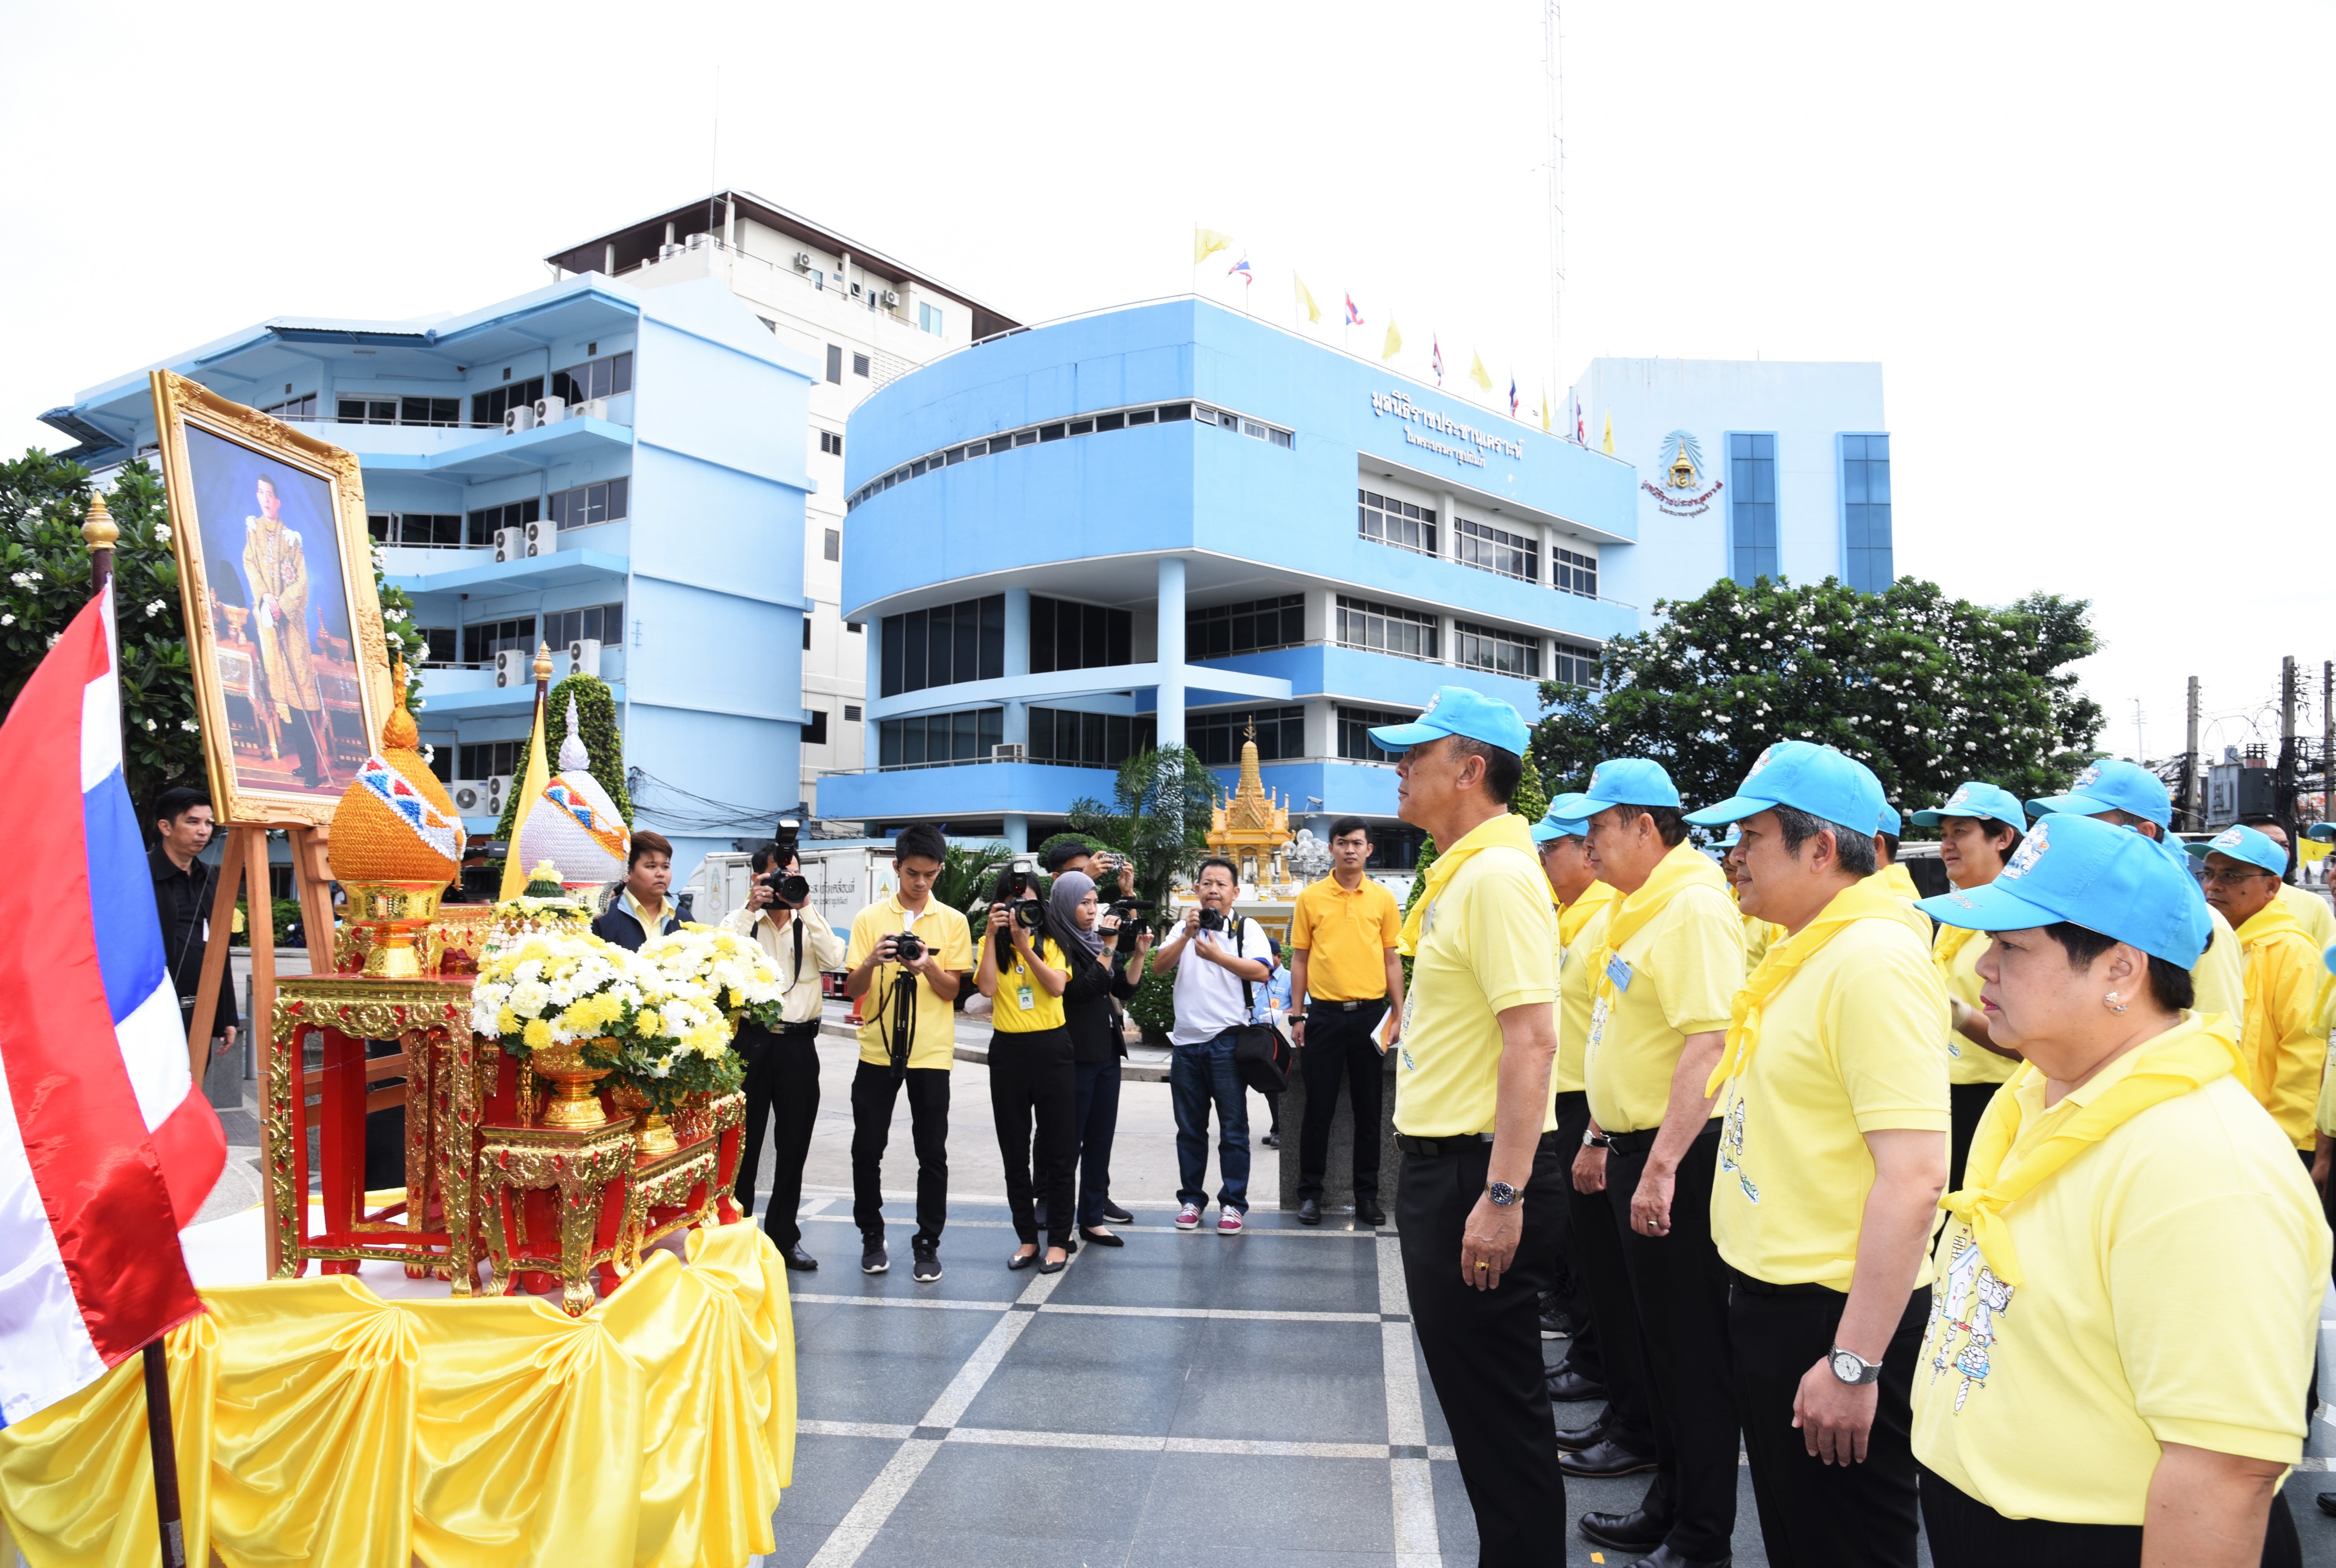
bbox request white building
[545,193,1020,813]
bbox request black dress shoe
[1037,1253,1067,1274]
[1262,1131,1281,1148]
[1007,1247,1039,1270]
[2320,1491,2336,1518]
[1355,1199,1386,1226]
[1100,1201,1134,1224]
[1545,1365,1608,1402]
[1559,1437,1658,1479]
[1077,1226,1125,1247]
[782,1243,820,1272]
[1552,1416,1609,1454]
[1297,1197,1322,1226]
[1623,1547,1728,1568]
[1578,1506,1670,1551]
[1539,1301,1577,1338]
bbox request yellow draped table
[0,1221,795,1568]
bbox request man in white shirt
[1150,856,1276,1233]
[722,839,846,1270]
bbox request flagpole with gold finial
[83,492,117,601]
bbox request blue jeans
[1171,1029,1251,1211]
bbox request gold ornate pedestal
[476,1121,640,1315]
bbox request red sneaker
[1217,1208,1245,1235]
[1175,1203,1203,1231]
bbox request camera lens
[1015,899,1044,930]
[893,931,925,962]
[779,873,811,905]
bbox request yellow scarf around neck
[1589,841,1728,1010]
[1940,1014,2242,1285]
[1399,812,1537,958]
[1932,921,1984,978]
[1704,875,1912,1095]
[1559,881,1618,948]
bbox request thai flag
[1509,377,1519,417]
[0,592,223,1427]
[1344,292,1363,326]
[1432,337,1444,385]
[1575,395,1586,445]
[1227,255,1252,286]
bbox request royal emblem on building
[1640,429,1723,517]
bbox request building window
[844,704,862,722]
[1554,641,1602,690]
[847,621,863,634]
[461,617,536,665]
[1728,433,1778,586]
[852,353,870,378]
[1335,595,1438,661]
[845,399,1281,511]
[338,396,461,427]
[1456,517,1539,582]
[544,602,624,651]
[1190,706,1305,766]
[1337,705,1412,763]
[1455,620,1541,679]
[262,394,316,421]
[819,430,843,456]
[456,740,527,779]
[468,498,541,545]
[469,379,545,428]
[1842,434,1893,593]
[1030,596,1133,674]
[366,513,465,547]
[1554,546,1598,599]
[803,709,829,746]
[803,618,813,650]
[918,303,944,335]
[1359,490,1438,556]
[1187,594,1305,659]
[823,529,840,561]
[878,707,1004,768]
[825,346,843,384]
[548,478,629,531]
[880,594,1007,697]
[1028,707,1155,768]
[550,351,633,407]
[419,627,458,665]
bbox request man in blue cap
[2027,758,2243,1030]
[1685,741,1950,1568]
[1873,802,1919,900]
[2188,823,2325,1157]
[1369,686,1569,1564]
[2237,815,2336,952]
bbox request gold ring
[1475,1261,1488,1270]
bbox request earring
[2105,992,2128,1014]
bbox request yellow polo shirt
[1554,883,1618,1096]
[990,935,1068,1033]
[1583,850,1742,1135]
[1741,912,1779,977]
[1393,814,1559,1138]
[1291,875,1402,1001]
[1863,867,1938,942]
[1711,911,1950,1290]
[2194,904,2245,1038]
[2280,882,2336,953]
[1913,1018,2327,1525]
[2235,900,2324,1149]
[1934,926,2018,1087]
[846,896,974,1070]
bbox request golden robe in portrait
[242,515,322,717]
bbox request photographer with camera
[1051,871,1151,1246]
[1150,857,1276,1233]
[1042,837,1122,893]
[721,836,845,1271]
[976,859,1079,1271]
[842,824,972,1283]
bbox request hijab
[1050,870,1103,955]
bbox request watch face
[1488,1181,1518,1206]
[1832,1350,1868,1383]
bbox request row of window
[1726,433,1894,592]
[425,603,624,666]
[547,477,629,531]
[880,595,1006,698]
[1360,488,1605,597]
[878,707,1004,769]
[366,480,627,551]
[1454,620,1541,679]
[845,400,1293,512]
[1028,707,1154,769]
[1336,595,1440,661]
[1187,594,1306,659]
[1337,705,1410,764]
[824,345,872,384]
[1032,595,1133,674]
[1359,490,1436,556]
[259,353,632,435]
[1190,706,1306,767]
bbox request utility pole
[2276,655,2299,866]
[2182,675,2201,831]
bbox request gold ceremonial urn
[342,880,447,979]
[530,1035,617,1129]
[609,1081,680,1158]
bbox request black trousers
[1607,1125,1737,1559]
[1073,1056,1122,1228]
[850,1060,950,1248]
[989,1028,1076,1251]
[1566,1133,1658,1468]
[1731,1280,1926,1568]
[1399,1132,1569,1568]
[1919,1463,2300,1568]
[1947,1080,2002,1192]
[734,1022,821,1251]
[1547,1092,1602,1385]
[1295,1000,1388,1201]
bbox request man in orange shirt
[1290,816,1406,1226]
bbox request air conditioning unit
[566,638,602,678]
[449,779,492,814]
[493,527,528,562]
[533,396,567,425]
[879,288,900,309]
[990,743,1026,764]
[791,252,812,272]
[503,405,536,435]
[494,649,529,688]
[524,520,549,554]
[571,396,608,421]
[486,774,509,813]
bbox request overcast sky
[5,2,2325,768]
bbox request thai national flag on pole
[1344,292,1363,327]
[0,592,223,1428]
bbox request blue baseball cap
[2183,823,2289,877]
[1684,740,1887,836]
[1919,813,2212,968]
[1878,802,1903,837]
[2307,823,2335,844]
[1530,810,1588,845]
[2027,759,2172,829]
[1569,757,1682,816]
[1911,780,2030,832]
[1716,825,1743,849]
[1367,685,1529,758]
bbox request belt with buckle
[1315,998,1383,1012]
[1393,1132,1495,1156]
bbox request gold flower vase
[343,880,448,980]
[609,1081,679,1158]
[530,1036,617,1130]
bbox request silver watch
[1486,1180,1520,1207]
[1828,1346,1883,1386]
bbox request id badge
[1017,985,1035,1010]
[1605,955,1634,992]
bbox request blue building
[41,273,815,879]
[820,299,1641,859]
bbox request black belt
[1603,1117,1721,1158]
[1395,1130,1561,1157]
[774,1019,822,1037]
[1312,997,1385,1012]
[1728,1266,1837,1299]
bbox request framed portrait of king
[151,369,392,828]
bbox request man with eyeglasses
[2190,824,2325,1160]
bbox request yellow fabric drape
[1398,813,1536,958]
[0,1221,794,1568]
[1704,877,1912,1096]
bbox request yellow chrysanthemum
[634,1008,664,1039]
[522,1017,552,1050]
[497,1007,519,1035]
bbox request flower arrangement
[638,923,789,1031]
[468,930,741,1114]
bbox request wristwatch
[1828,1346,1883,1386]
[1486,1180,1520,1207]
[1583,1129,1610,1148]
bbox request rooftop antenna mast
[1543,0,1566,419]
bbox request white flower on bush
[1,614,12,627]
[143,718,157,731]
[180,718,199,733]
[154,524,171,543]
[10,570,41,587]
[384,607,408,622]
[143,599,166,618]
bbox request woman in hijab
[1050,869,1149,1245]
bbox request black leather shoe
[1623,1545,1727,1568]
[1559,1438,1658,1479]
[1540,1302,1577,1338]
[1077,1226,1125,1247]
[782,1243,819,1272]
[1297,1197,1322,1226]
[1552,1416,1609,1454]
[1545,1365,1608,1402]
[1100,1202,1134,1224]
[2319,1492,2336,1518]
[1007,1247,1039,1270]
[1262,1131,1281,1148]
[1356,1199,1386,1226]
[1578,1506,1670,1551]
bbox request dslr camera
[1196,905,1229,933]
[890,930,926,964]
[758,817,810,907]
[993,857,1046,931]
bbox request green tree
[1064,744,1219,910]
[931,839,1016,919]
[1531,576,2104,825]
[493,672,634,839]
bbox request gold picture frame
[151,369,391,829]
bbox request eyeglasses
[2198,864,2275,886]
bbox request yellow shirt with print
[1553,884,1618,1096]
[1291,875,1402,1001]
[846,897,975,1070]
[1393,816,1559,1139]
[1933,926,2017,1087]
[1711,911,1950,1290]
[2193,903,2245,1037]
[1913,1015,2327,1525]
[2235,900,2324,1149]
[1583,847,1743,1135]
[990,935,1069,1033]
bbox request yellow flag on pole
[498,654,553,901]
[1194,227,1232,264]
[1468,351,1493,392]
[1382,319,1402,361]
[1602,412,1614,456]
[1294,274,1321,324]
[1541,394,1551,433]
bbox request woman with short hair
[1909,781,2030,1187]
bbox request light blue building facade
[821,300,1640,859]
[42,274,815,880]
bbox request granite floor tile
[1130,1452,1395,1554]
[791,1307,1003,1426]
[882,1441,1158,1542]
[958,1312,1203,1437]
